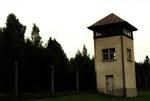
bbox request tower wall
[94,35,137,97]
[122,36,137,97]
[94,36,124,96]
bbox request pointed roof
[88,13,137,31]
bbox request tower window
[102,48,116,61]
[127,48,132,62]
[123,29,132,37]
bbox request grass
[10,91,150,101]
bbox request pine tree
[31,23,42,47]
[4,13,26,61]
[144,56,150,64]
[2,13,26,93]
[82,45,87,57]
[70,45,96,91]
[46,37,69,91]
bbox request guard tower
[88,13,137,97]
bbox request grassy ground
[11,91,150,101]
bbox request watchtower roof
[88,13,137,31]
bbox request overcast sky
[0,0,150,62]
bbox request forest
[0,13,95,94]
[0,13,149,96]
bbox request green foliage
[82,44,88,57]
[144,56,150,64]
[0,28,4,66]
[0,13,26,92]
[46,37,70,91]
[46,37,69,68]
[70,45,96,90]
[31,23,42,47]
[136,56,150,89]
[3,13,26,60]
[5,13,26,47]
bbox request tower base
[97,88,137,97]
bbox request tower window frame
[102,48,116,61]
[127,48,132,62]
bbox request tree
[70,45,96,91]
[1,13,26,93]
[82,45,87,57]
[18,37,47,92]
[72,50,82,94]
[4,13,26,61]
[143,56,150,89]
[31,23,42,47]
[46,37,69,91]
[46,37,68,67]
[144,56,150,64]
[135,56,150,89]
[135,62,142,89]
[0,28,4,63]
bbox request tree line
[0,13,96,95]
[136,56,150,89]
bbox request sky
[0,0,150,62]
